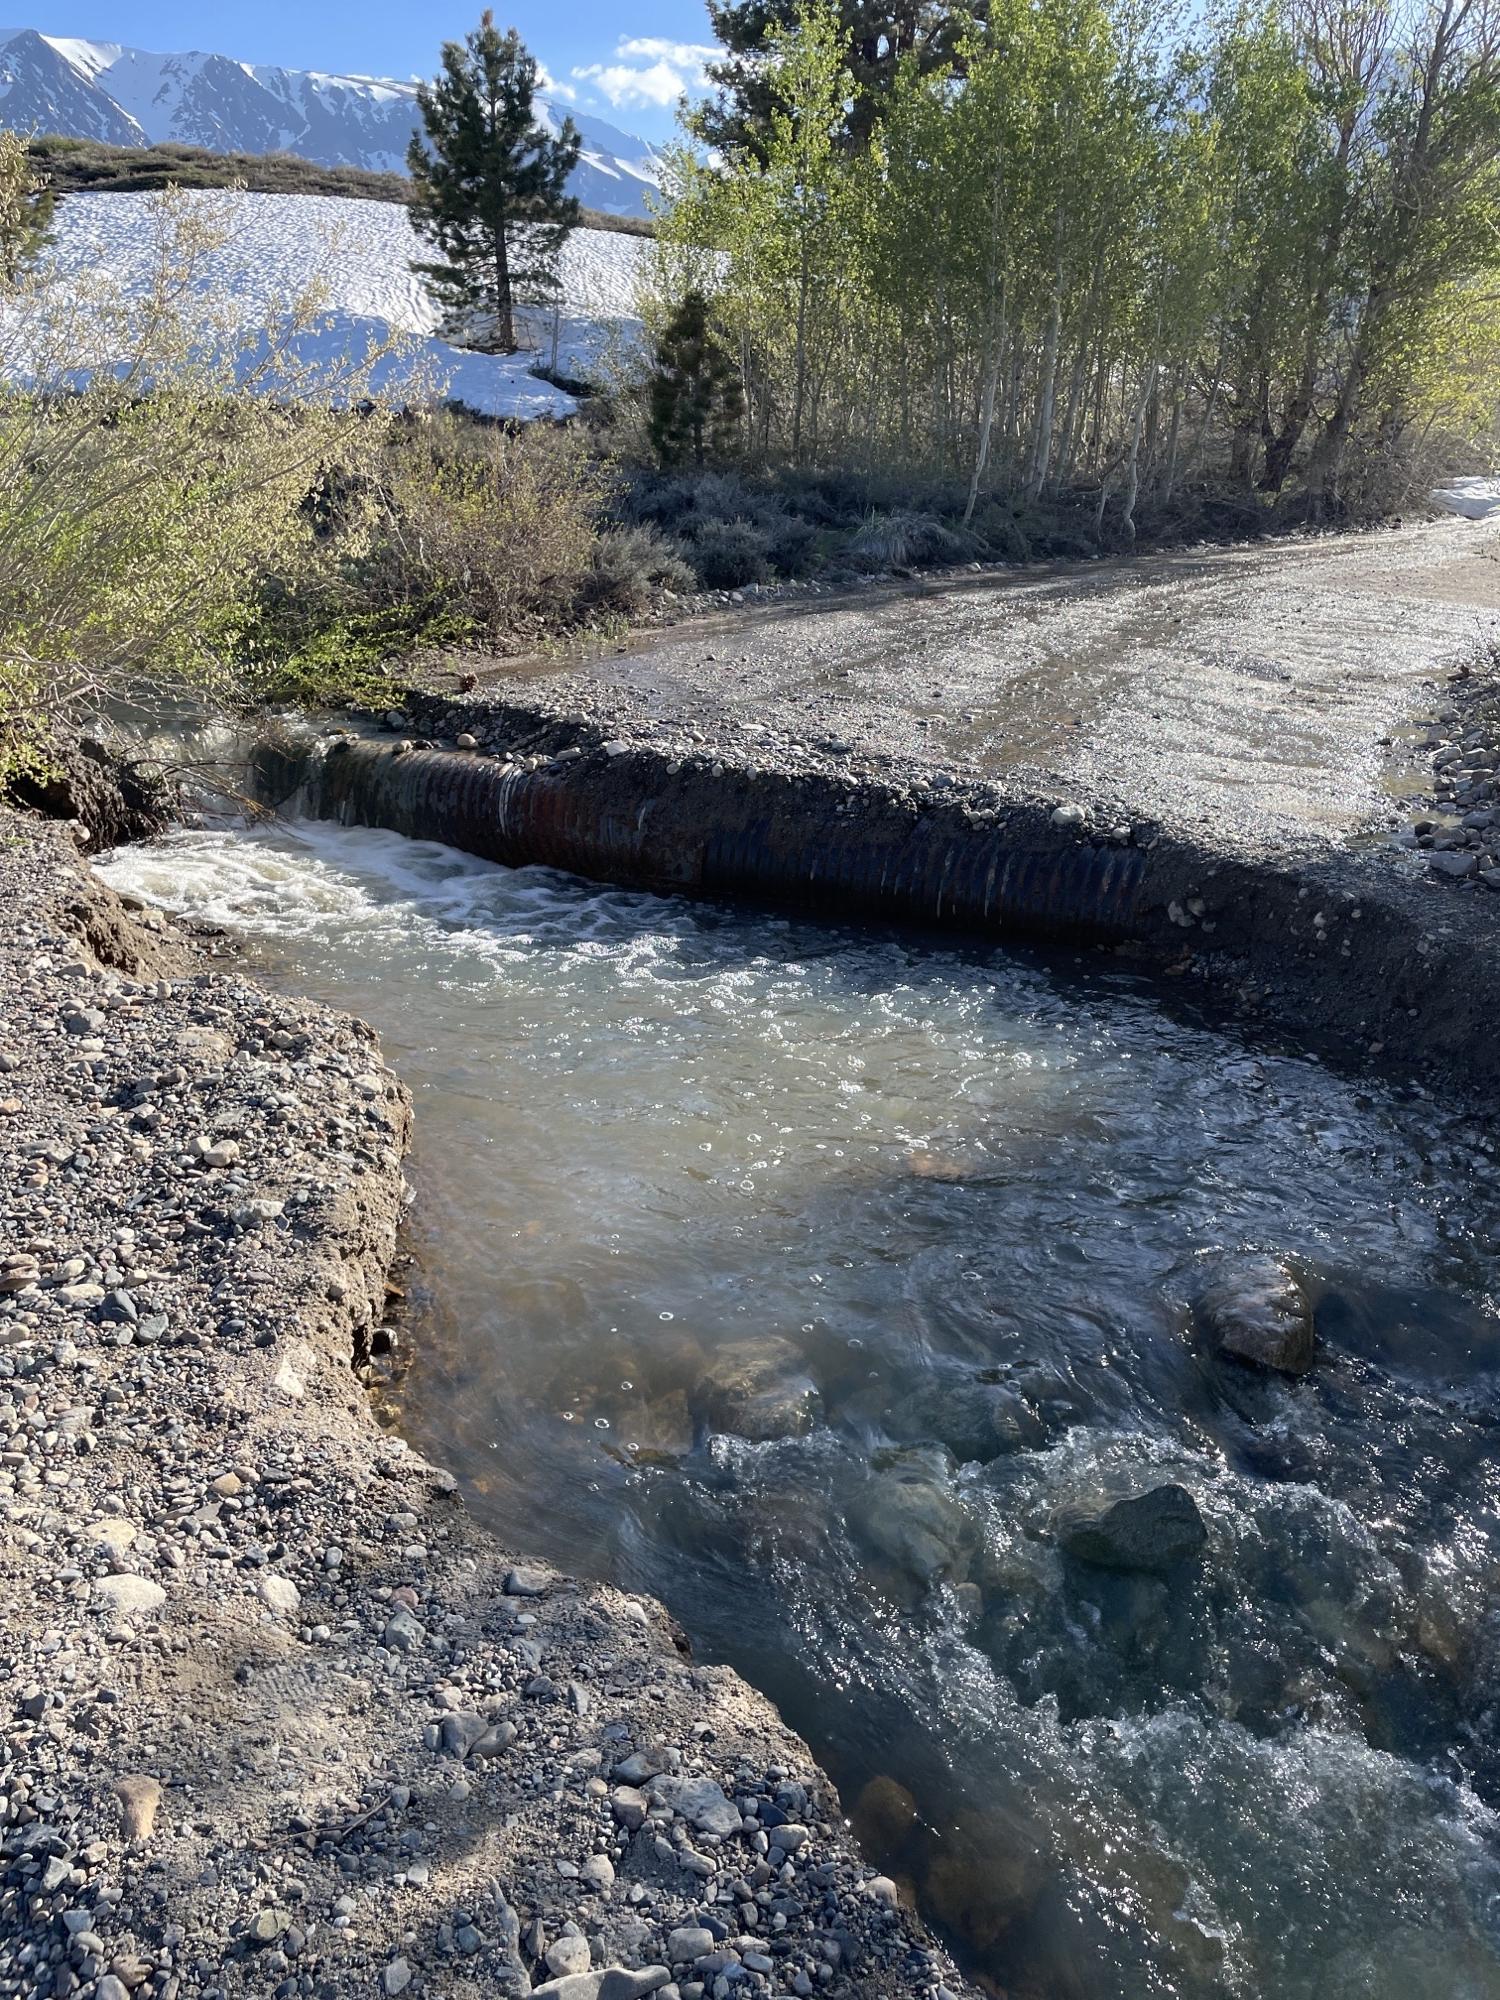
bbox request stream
[99,815,1500,2000]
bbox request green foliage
[582,522,697,614]
[648,289,746,466]
[408,12,582,353]
[0,129,56,286]
[844,509,983,571]
[0,188,406,784]
[370,417,605,633]
[669,0,1500,519]
[688,516,773,587]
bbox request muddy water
[100,819,1500,2000]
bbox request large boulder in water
[1060,1483,1207,1573]
[1194,1255,1315,1375]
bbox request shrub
[624,467,769,534]
[0,187,404,783]
[764,513,819,577]
[689,517,772,589]
[363,418,606,642]
[968,501,1033,560]
[844,509,983,573]
[582,522,695,614]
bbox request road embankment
[254,692,1500,1102]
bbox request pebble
[581,1853,616,1892]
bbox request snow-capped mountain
[0,28,661,215]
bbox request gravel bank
[1390,657,1500,888]
[0,812,969,2000]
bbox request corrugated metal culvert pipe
[252,729,1148,944]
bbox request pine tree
[407,13,581,354]
[0,132,55,289]
[700,0,979,154]
[648,292,746,466]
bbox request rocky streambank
[0,811,971,2000]
[1390,657,1500,888]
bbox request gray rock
[92,1574,166,1618]
[652,1775,741,1838]
[383,1959,412,1995]
[258,1575,300,1615]
[531,1972,670,2000]
[857,1451,971,1584]
[470,1720,518,1757]
[613,1752,663,1784]
[1429,850,1478,878]
[439,1710,486,1756]
[504,1565,551,1597]
[544,1936,593,1977]
[1060,1483,1207,1573]
[667,1927,714,1963]
[693,1336,822,1442]
[1194,1255,1315,1375]
[383,1605,425,1651]
[611,1785,649,1830]
[580,1852,615,1892]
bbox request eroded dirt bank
[0,812,969,2000]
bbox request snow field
[13,188,652,419]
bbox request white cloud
[536,62,578,103]
[572,35,716,110]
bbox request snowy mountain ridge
[0,27,661,216]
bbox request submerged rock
[858,1449,973,1586]
[1060,1483,1207,1573]
[693,1335,822,1441]
[854,1774,920,1857]
[1195,1255,1315,1375]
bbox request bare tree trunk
[963,167,1007,527]
[1051,265,1104,493]
[1027,216,1065,501]
[1121,298,1164,542]
[1160,361,1185,503]
[792,234,811,461]
[1184,332,1225,482]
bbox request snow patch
[19,188,650,421]
[1431,477,1500,522]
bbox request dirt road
[487,518,1498,858]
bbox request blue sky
[28,3,719,137]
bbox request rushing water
[100,819,1500,2000]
